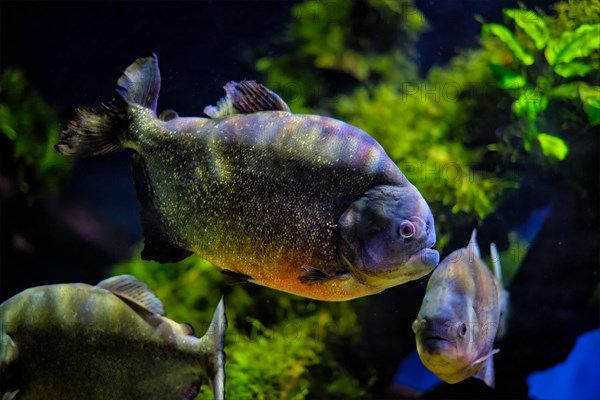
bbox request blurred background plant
[0,69,71,203]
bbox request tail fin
[201,297,227,400]
[55,53,161,157]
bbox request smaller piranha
[0,275,227,400]
[412,230,509,388]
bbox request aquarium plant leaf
[490,64,527,89]
[504,9,550,50]
[547,82,581,99]
[553,61,593,78]
[536,133,569,160]
[544,24,600,66]
[483,23,535,65]
[512,90,548,121]
[578,83,600,126]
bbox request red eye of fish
[399,222,415,239]
[459,323,468,337]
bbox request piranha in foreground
[412,230,509,388]
[0,275,226,400]
[56,53,439,301]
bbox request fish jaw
[413,319,474,384]
[338,184,439,289]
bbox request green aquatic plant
[0,69,70,200]
[482,0,599,160]
[256,0,425,112]
[113,251,369,400]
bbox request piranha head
[411,243,499,387]
[337,184,439,289]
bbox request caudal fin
[201,297,227,400]
[55,53,161,157]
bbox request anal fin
[132,153,193,263]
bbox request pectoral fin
[132,154,193,263]
[97,275,165,316]
[0,332,18,369]
[2,390,20,400]
[490,243,510,339]
[204,80,290,118]
[299,266,351,284]
[472,349,499,388]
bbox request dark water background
[1,1,598,399]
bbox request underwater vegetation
[1,0,598,399]
[0,69,70,202]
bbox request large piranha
[56,53,439,301]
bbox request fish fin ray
[0,332,18,370]
[299,266,350,284]
[221,269,253,285]
[116,52,161,113]
[200,297,227,400]
[132,154,193,263]
[204,80,290,118]
[473,349,498,388]
[97,275,165,316]
[56,97,128,157]
[56,53,160,157]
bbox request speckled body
[0,283,214,399]
[56,54,438,301]
[129,108,412,300]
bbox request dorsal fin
[489,243,503,285]
[468,229,481,260]
[97,275,165,316]
[203,80,290,118]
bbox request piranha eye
[399,221,415,239]
[458,323,468,337]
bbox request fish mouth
[422,334,453,352]
[408,244,439,269]
[425,335,449,344]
